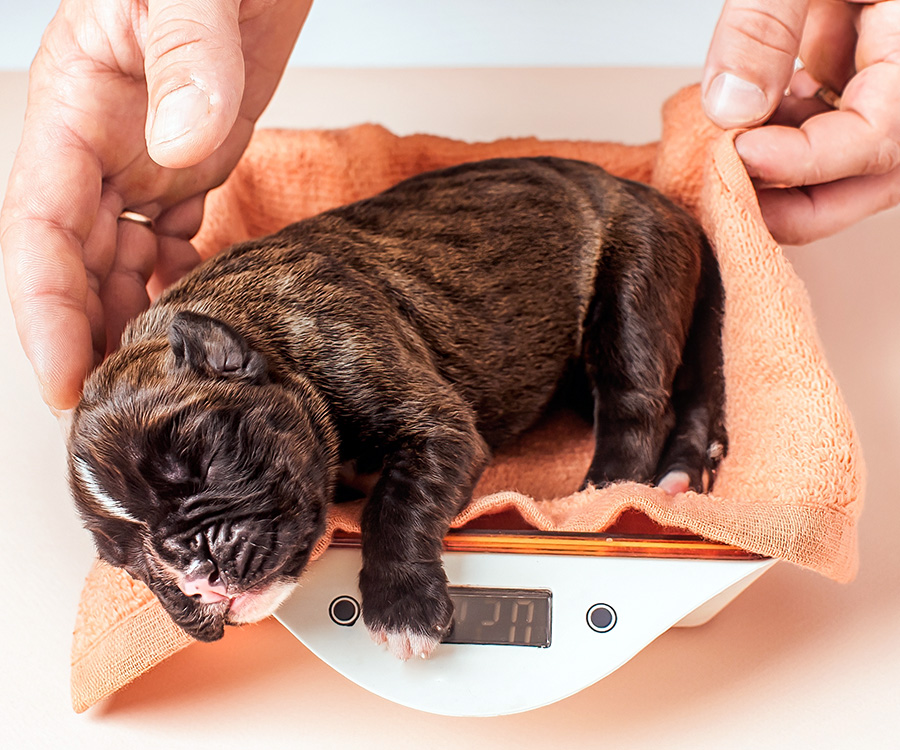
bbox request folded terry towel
[69,85,864,713]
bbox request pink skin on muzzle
[176,571,298,625]
[178,573,232,604]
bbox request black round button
[586,603,617,633]
[329,595,360,626]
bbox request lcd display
[443,586,552,647]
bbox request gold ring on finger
[118,210,155,231]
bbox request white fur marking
[74,458,141,524]
[227,580,299,624]
[370,626,442,661]
[658,470,691,496]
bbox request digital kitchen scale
[275,529,774,716]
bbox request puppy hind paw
[657,469,693,495]
[369,626,444,660]
[656,465,712,494]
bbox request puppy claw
[369,627,442,661]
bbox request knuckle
[885,170,900,208]
[853,107,900,175]
[143,13,242,103]
[870,138,900,175]
[238,0,281,22]
[720,5,803,65]
[144,18,211,70]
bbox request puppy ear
[168,311,268,383]
[88,524,129,568]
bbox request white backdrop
[1,0,723,70]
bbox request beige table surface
[1,68,898,750]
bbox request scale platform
[276,530,774,716]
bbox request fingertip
[734,129,764,177]
[33,345,92,412]
[4,237,97,412]
[755,170,900,246]
[703,0,809,128]
[3,293,89,417]
[733,127,799,186]
[146,80,237,168]
[703,72,773,129]
[143,1,244,168]
[147,83,209,162]
[40,379,82,413]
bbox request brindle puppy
[68,157,726,659]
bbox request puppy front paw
[359,560,453,661]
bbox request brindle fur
[68,157,726,651]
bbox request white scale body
[276,540,775,716]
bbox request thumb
[144,0,244,168]
[702,0,810,129]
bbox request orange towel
[70,85,864,713]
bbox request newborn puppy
[68,157,726,659]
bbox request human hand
[702,0,900,245]
[0,0,312,412]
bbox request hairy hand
[0,0,311,411]
[703,0,900,245]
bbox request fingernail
[149,84,211,147]
[705,72,771,128]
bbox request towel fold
[70,85,864,713]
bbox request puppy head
[68,311,338,641]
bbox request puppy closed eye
[141,441,213,500]
[144,412,230,495]
[156,452,207,492]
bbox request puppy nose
[178,572,231,604]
